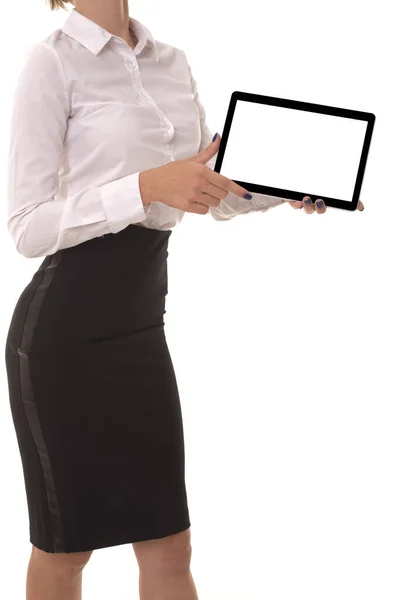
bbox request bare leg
[26,545,93,600]
[133,528,199,600]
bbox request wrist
[139,170,156,205]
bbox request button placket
[122,54,175,150]
[124,60,144,102]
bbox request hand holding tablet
[214,91,375,212]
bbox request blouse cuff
[100,171,147,233]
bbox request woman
[5,1,364,599]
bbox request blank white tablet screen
[220,100,368,201]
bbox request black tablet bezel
[214,91,375,211]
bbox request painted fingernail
[212,133,218,142]
[244,193,253,200]
[316,200,324,208]
[304,197,312,205]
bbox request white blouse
[7,7,286,259]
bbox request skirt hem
[30,518,192,554]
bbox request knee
[133,528,192,575]
[31,545,93,573]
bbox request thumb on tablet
[188,134,220,165]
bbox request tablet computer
[214,91,375,211]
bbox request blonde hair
[47,0,73,10]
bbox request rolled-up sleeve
[187,57,287,221]
[7,42,147,259]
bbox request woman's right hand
[138,134,252,214]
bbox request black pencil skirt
[5,223,190,553]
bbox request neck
[73,0,136,48]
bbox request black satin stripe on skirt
[5,224,190,553]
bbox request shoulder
[19,32,66,78]
[23,27,83,73]
[13,34,69,111]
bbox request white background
[1,1,399,599]
[222,101,369,201]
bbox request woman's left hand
[288,196,364,213]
